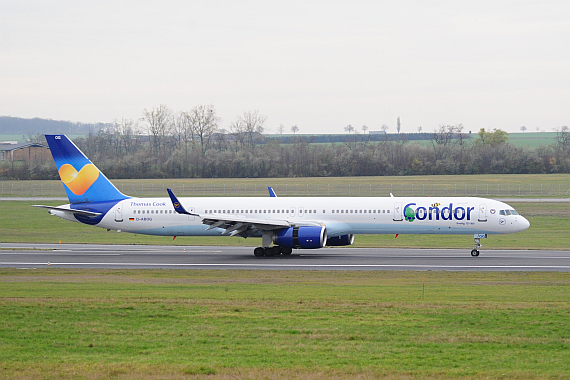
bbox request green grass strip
[0,269,568,379]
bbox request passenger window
[373,210,376,213]
[323,210,326,213]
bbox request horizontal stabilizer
[31,205,102,218]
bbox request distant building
[0,142,50,162]
[369,131,387,135]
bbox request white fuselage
[51,196,530,238]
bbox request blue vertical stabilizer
[45,134,128,204]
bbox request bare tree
[113,118,138,154]
[188,104,220,154]
[555,126,570,154]
[520,126,527,133]
[344,125,354,134]
[397,117,401,133]
[291,125,299,135]
[278,124,285,135]
[362,125,368,134]
[381,124,389,132]
[417,126,422,133]
[431,125,466,147]
[174,111,195,158]
[142,104,172,156]
[230,110,267,150]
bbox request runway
[1,243,568,271]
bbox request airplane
[33,134,530,257]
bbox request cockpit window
[510,209,519,215]
[499,210,505,215]
[504,210,511,216]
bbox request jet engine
[326,234,355,246]
[273,226,327,249]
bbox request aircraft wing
[31,205,102,218]
[199,214,291,237]
[167,188,300,238]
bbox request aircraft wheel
[264,247,275,257]
[470,249,480,257]
[281,247,292,255]
[254,247,265,257]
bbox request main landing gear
[253,246,293,257]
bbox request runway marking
[0,253,122,256]
[298,255,570,259]
[1,262,568,269]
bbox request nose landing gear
[471,234,487,257]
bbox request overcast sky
[1,0,568,134]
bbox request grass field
[1,201,569,250]
[0,269,568,379]
[2,174,570,198]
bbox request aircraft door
[393,203,403,221]
[115,201,123,222]
[478,204,487,222]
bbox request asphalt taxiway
[1,243,568,271]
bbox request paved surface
[1,243,568,271]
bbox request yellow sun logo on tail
[58,164,99,195]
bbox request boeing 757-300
[34,134,530,257]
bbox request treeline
[73,126,569,179]
[2,104,569,179]
[0,116,110,136]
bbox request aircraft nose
[519,217,530,231]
